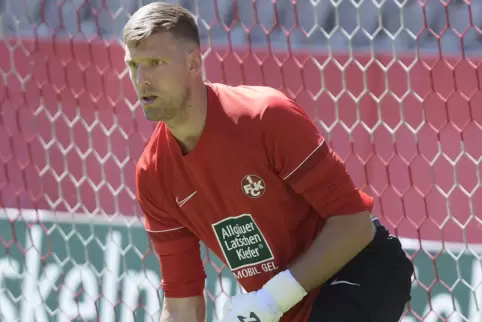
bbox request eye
[150,59,162,66]
[127,61,138,69]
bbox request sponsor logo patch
[212,214,273,270]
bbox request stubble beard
[144,86,191,123]
[161,86,192,127]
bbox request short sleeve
[136,162,206,297]
[261,96,373,218]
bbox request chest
[160,127,315,274]
[170,142,274,212]
[165,139,304,233]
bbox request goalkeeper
[126,2,414,322]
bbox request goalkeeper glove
[221,269,307,322]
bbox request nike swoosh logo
[330,279,360,287]
[176,191,197,207]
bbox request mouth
[141,95,158,105]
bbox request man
[124,2,414,322]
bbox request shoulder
[208,83,314,140]
[210,82,298,119]
[220,84,311,128]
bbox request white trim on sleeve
[282,140,326,181]
[145,226,185,233]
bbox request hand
[221,290,282,322]
[221,270,308,322]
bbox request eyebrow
[125,56,168,63]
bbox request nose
[136,66,151,87]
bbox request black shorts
[307,219,414,322]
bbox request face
[124,32,196,122]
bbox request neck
[167,80,208,152]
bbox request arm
[136,161,206,322]
[289,211,374,291]
[263,97,375,293]
[160,296,205,322]
[153,244,206,322]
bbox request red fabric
[137,151,206,297]
[136,83,374,321]
[260,97,374,218]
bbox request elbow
[327,211,375,248]
[355,211,376,247]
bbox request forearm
[289,211,375,292]
[160,295,205,322]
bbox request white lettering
[222,227,230,239]
[261,261,278,273]
[224,235,262,251]
[221,223,256,239]
[253,181,264,191]
[101,231,122,322]
[233,262,279,280]
[121,270,161,322]
[423,293,462,322]
[468,258,482,321]
[236,247,260,260]
[20,225,44,322]
[234,266,262,279]
[0,258,20,320]
[20,225,61,322]
[243,181,265,197]
[243,184,252,195]
[58,265,98,322]
[0,222,194,322]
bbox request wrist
[260,269,308,313]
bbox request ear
[187,49,202,77]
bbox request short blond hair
[123,2,200,47]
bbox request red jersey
[136,83,374,322]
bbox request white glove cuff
[261,269,308,313]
